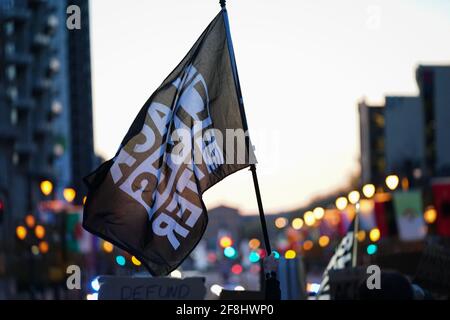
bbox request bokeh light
[336,197,348,210]
[292,217,304,230]
[424,206,437,224]
[63,188,76,203]
[313,207,325,220]
[304,211,316,226]
[40,180,53,196]
[367,244,378,255]
[249,251,260,263]
[348,190,360,204]
[35,225,45,239]
[275,217,288,229]
[369,228,381,242]
[16,226,27,240]
[25,215,36,228]
[219,236,233,248]
[248,238,260,250]
[362,184,376,198]
[115,255,126,266]
[31,245,39,256]
[386,175,399,190]
[170,270,182,278]
[231,264,243,275]
[357,230,366,242]
[91,277,100,291]
[318,235,330,247]
[102,241,114,253]
[303,240,313,251]
[285,249,296,259]
[224,246,237,259]
[131,256,141,266]
[39,241,49,254]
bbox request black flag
[83,11,255,275]
[316,219,355,299]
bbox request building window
[10,108,18,125]
[49,57,60,74]
[7,86,18,101]
[5,42,15,55]
[376,137,385,151]
[12,152,19,166]
[6,65,16,81]
[51,100,63,115]
[5,22,14,36]
[374,113,385,128]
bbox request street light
[63,188,76,203]
[39,241,49,254]
[313,207,325,220]
[348,191,360,204]
[335,197,348,210]
[40,180,53,196]
[318,235,330,247]
[35,225,46,239]
[362,184,376,198]
[304,211,316,226]
[16,225,27,240]
[385,175,399,191]
[292,218,304,230]
[25,214,36,228]
[274,217,287,229]
[424,206,437,224]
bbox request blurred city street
[0,0,450,301]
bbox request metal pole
[221,3,272,254]
[352,202,360,267]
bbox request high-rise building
[359,65,450,187]
[359,101,385,185]
[0,0,94,234]
[0,0,70,231]
[416,65,450,178]
[384,96,425,178]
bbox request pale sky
[90,0,450,214]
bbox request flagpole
[220,0,272,255]
[352,201,360,267]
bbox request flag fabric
[316,219,355,300]
[374,195,398,236]
[374,199,389,236]
[392,191,426,241]
[431,179,450,237]
[83,11,255,276]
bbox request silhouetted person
[358,271,414,300]
[263,253,281,300]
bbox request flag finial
[220,0,226,8]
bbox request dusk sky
[90,0,450,214]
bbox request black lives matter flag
[316,219,355,300]
[83,11,255,276]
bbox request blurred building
[359,65,450,186]
[358,101,385,185]
[203,206,243,249]
[0,0,94,235]
[416,65,450,178]
[67,0,95,205]
[384,96,425,178]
